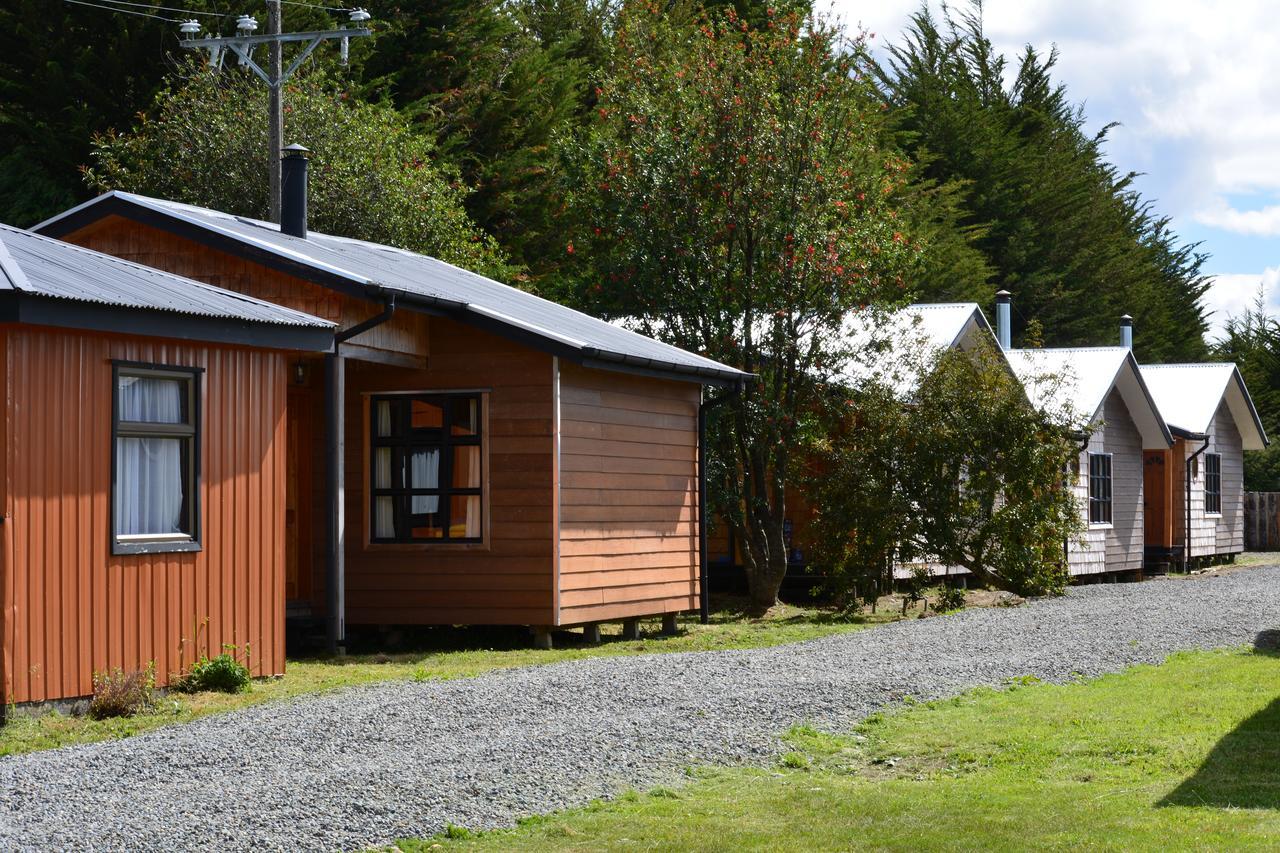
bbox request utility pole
[267,0,283,223]
[179,10,372,223]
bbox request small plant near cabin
[172,645,251,694]
[443,823,477,840]
[935,584,966,613]
[88,664,155,720]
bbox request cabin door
[1143,451,1168,547]
[286,384,316,603]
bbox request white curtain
[115,377,185,535]
[374,496,395,539]
[410,449,440,514]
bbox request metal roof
[36,192,749,385]
[0,223,334,329]
[838,302,1004,395]
[1139,362,1269,450]
[1007,346,1172,447]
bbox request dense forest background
[3,0,1276,486]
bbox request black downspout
[698,384,739,624]
[325,294,397,654]
[1185,435,1211,571]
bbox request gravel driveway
[3,566,1279,851]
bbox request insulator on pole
[236,14,258,34]
[348,8,371,23]
[179,19,201,38]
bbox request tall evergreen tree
[875,5,1210,362]
[1215,291,1280,491]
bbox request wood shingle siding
[556,363,699,625]
[1,326,288,704]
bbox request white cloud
[824,0,1280,237]
[1202,267,1280,339]
[1197,203,1280,237]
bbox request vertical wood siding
[556,363,699,625]
[1184,401,1245,558]
[1069,389,1145,574]
[2,326,287,703]
[341,319,557,626]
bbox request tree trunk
[739,511,788,613]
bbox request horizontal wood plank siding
[1185,401,1245,558]
[2,325,287,703]
[342,318,556,626]
[1070,389,1145,575]
[557,363,699,625]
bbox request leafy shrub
[935,584,966,613]
[173,647,251,694]
[88,665,155,720]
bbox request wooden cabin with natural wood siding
[39,185,745,648]
[0,224,333,704]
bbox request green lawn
[0,596,898,757]
[397,644,1280,851]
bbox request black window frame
[369,393,484,544]
[1088,452,1113,525]
[111,360,203,556]
[1205,452,1222,515]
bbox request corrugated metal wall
[1,325,288,703]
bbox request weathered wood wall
[1182,402,1245,558]
[1245,492,1280,551]
[1,326,288,703]
[556,363,699,625]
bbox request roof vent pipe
[1120,314,1133,350]
[280,144,309,239]
[995,290,1012,350]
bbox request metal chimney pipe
[1120,314,1133,350]
[280,144,310,239]
[995,290,1012,350]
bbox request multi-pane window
[1205,452,1222,515]
[113,364,200,554]
[370,394,482,543]
[1088,453,1112,525]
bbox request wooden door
[1143,451,1169,547]
[286,386,315,603]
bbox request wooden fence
[1245,492,1280,551]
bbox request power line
[62,0,182,23]
[94,0,226,17]
[274,0,351,12]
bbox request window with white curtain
[369,393,483,543]
[113,364,199,554]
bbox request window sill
[364,541,490,553]
[1205,512,1223,519]
[113,539,201,556]
[1088,523,1114,530]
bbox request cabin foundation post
[661,613,679,635]
[532,628,553,650]
[621,618,641,641]
[583,623,602,644]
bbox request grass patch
[0,596,889,757]
[395,645,1280,851]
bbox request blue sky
[829,0,1280,340]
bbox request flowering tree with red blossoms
[569,4,927,608]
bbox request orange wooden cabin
[38,165,747,657]
[0,224,334,704]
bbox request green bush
[935,585,966,613]
[89,665,155,719]
[173,648,251,694]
